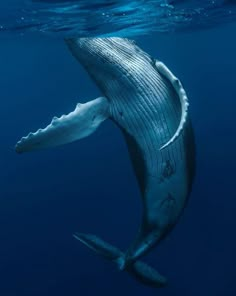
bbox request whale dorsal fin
[15,96,109,153]
[154,61,189,150]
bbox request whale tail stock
[73,233,167,288]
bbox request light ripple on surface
[0,0,236,37]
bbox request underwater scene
[0,0,236,295]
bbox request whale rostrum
[15,38,195,288]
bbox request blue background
[0,23,236,295]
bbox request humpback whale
[15,38,195,287]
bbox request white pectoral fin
[15,96,109,153]
[154,61,189,150]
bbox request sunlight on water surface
[0,0,236,37]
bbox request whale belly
[108,67,195,230]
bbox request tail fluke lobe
[73,233,122,261]
[73,233,167,288]
[130,261,167,288]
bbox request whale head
[65,37,154,95]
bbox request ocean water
[0,1,236,295]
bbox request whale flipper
[154,61,189,150]
[73,233,167,288]
[15,96,109,153]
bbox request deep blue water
[1,1,236,295]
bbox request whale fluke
[154,61,189,150]
[73,233,167,288]
[15,97,109,153]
